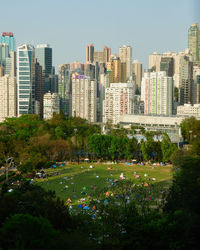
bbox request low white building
[120,114,187,143]
[43,92,60,120]
[177,103,200,117]
[103,82,135,124]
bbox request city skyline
[1,0,199,70]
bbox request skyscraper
[104,46,111,63]
[0,44,9,66]
[94,51,104,63]
[86,44,94,64]
[160,57,174,77]
[84,63,95,79]
[34,59,43,117]
[179,56,193,104]
[17,44,35,115]
[0,32,15,54]
[5,51,16,77]
[106,56,122,83]
[99,73,109,122]
[132,60,142,88]
[58,64,71,116]
[141,71,173,115]
[119,45,132,80]
[72,74,97,122]
[188,23,200,65]
[35,44,52,93]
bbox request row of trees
[3,114,200,173]
[88,132,176,162]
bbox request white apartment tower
[43,92,60,120]
[72,75,97,122]
[141,71,173,115]
[103,82,134,124]
[119,45,132,80]
[0,75,17,122]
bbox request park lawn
[35,163,172,206]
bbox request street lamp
[5,157,13,182]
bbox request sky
[1,0,200,70]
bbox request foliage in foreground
[0,153,200,249]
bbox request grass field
[35,163,172,207]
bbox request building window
[19,77,30,80]
[20,72,30,76]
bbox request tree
[0,214,60,250]
[164,155,200,214]
[180,117,200,143]
[161,134,177,162]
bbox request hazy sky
[1,0,200,69]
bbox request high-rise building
[35,44,52,94]
[160,57,174,77]
[0,33,16,78]
[121,62,127,83]
[0,32,15,54]
[94,51,104,64]
[132,60,142,88]
[149,50,193,75]
[70,61,84,73]
[43,92,60,120]
[149,52,162,72]
[149,50,193,93]
[103,82,135,124]
[188,23,200,65]
[141,71,173,115]
[112,56,121,83]
[86,44,94,64]
[179,56,193,104]
[72,75,97,122]
[5,51,16,77]
[93,46,111,64]
[192,65,200,104]
[119,45,132,80]
[34,59,43,117]
[106,56,122,83]
[17,44,35,115]
[99,73,110,122]
[104,46,111,63]
[35,44,52,76]
[0,44,9,66]
[0,75,17,122]
[84,63,95,79]
[58,64,71,116]
[0,66,4,76]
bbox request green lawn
[35,163,172,207]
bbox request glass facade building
[35,44,52,94]
[0,32,15,54]
[35,44,52,76]
[17,44,35,115]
